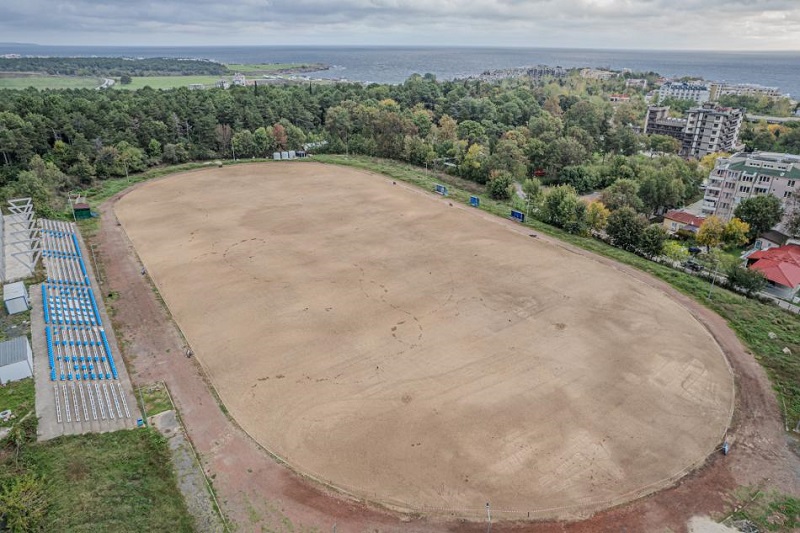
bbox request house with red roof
[662,210,706,235]
[746,244,800,300]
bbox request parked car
[683,260,703,272]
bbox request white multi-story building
[709,82,784,101]
[702,151,800,221]
[658,81,711,104]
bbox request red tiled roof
[664,210,706,228]
[748,244,800,288]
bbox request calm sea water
[3,44,800,97]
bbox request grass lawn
[138,382,172,418]
[3,429,194,532]
[0,75,102,90]
[116,75,226,90]
[0,378,34,428]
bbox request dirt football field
[115,162,735,517]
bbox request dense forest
[0,72,763,227]
[0,57,228,77]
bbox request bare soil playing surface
[114,162,734,518]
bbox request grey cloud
[0,0,798,48]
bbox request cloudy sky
[1,0,799,50]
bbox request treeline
[740,120,800,154]
[718,94,797,118]
[0,73,703,217]
[0,57,228,77]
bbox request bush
[0,473,48,532]
[725,265,768,296]
[487,171,513,200]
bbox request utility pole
[707,257,719,299]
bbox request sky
[1,0,799,50]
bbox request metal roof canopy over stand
[5,198,41,278]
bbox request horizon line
[2,42,799,54]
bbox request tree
[487,171,513,200]
[68,153,95,186]
[457,120,487,146]
[542,136,588,178]
[663,240,690,265]
[540,185,587,235]
[648,134,681,155]
[272,124,288,151]
[557,166,597,194]
[585,201,610,231]
[734,195,784,240]
[522,177,544,213]
[120,74,132,85]
[600,179,644,212]
[696,215,726,250]
[640,224,668,258]
[147,138,162,159]
[161,143,189,164]
[253,126,276,157]
[488,139,527,180]
[606,207,647,251]
[232,129,258,159]
[723,217,750,248]
[725,265,767,296]
[115,141,146,177]
[459,143,489,183]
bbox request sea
[2,44,799,97]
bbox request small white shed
[3,282,29,315]
[0,337,32,385]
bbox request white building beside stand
[0,337,32,385]
[3,281,29,315]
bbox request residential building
[709,82,783,101]
[580,68,615,80]
[657,81,711,104]
[215,79,230,90]
[625,78,648,90]
[232,73,246,86]
[643,106,686,138]
[753,230,790,252]
[682,103,743,159]
[187,83,205,90]
[662,210,706,234]
[644,104,743,159]
[472,65,567,83]
[746,244,800,299]
[701,151,800,220]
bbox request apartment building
[682,104,743,159]
[702,152,800,221]
[643,106,686,138]
[644,104,743,158]
[657,81,711,104]
[709,82,783,101]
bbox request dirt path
[93,165,800,532]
